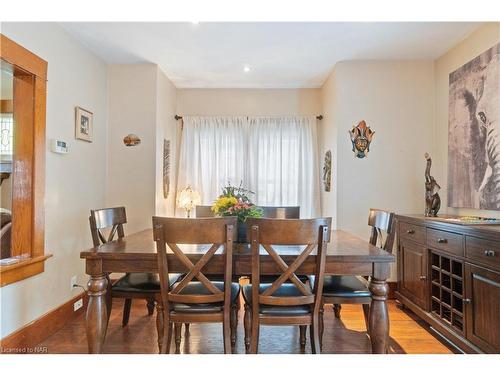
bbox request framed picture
[448,43,500,209]
[75,106,93,142]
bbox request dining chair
[153,216,240,354]
[196,205,309,346]
[317,208,395,346]
[89,207,181,327]
[242,217,331,354]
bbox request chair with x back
[242,217,331,354]
[153,216,239,354]
[318,208,395,347]
[89,207,181,328]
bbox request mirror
[0,60,13,260]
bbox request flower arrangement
[211,183,263,223]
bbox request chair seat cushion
[171,281,240,313]
[112,272,181,293]
[320,275,371,298]
[242,283,311,316]
[257,275,309,284]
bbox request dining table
[80,229,395,354]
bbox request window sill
[0,254,52,287]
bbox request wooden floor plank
[37,300,454,354]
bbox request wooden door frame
[0,33,51,287]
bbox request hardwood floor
[38,299,454,354]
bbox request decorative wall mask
[123,134,141,146]
[323,150,332,192]
[163,139,170,198]
[349,120,375,158]
[448,42,500,210]
[424,153,441,217]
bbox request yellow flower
[211,196,238,214]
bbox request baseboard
[0,292,88,353]
[387,281,397,299]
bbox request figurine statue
[425,153,441,217]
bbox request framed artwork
[75,107,93,142]
[448,43,500,209]
[323,150,332,192]
[163,139,170,198]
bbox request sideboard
[396,214,500,353]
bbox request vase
[237,222,247,243]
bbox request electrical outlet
[70,275,77,290]
[73,298,83,311]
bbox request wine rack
[430,251,465,334]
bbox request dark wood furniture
[153,217,239,354]
[319,209,396,345]
[243,218,331,354]
[396,214,500,353]
[89,207,179,326]
[81,228,394,354]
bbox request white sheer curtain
[177,115,321,218]
[248,116,320,218]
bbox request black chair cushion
[171,281,240,313]
[242,283,311,316]
[112,272,181,293]
[319,275,371,298]
[258,275,309,283]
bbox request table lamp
[176,185,201,218]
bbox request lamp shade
[176,185,201,212]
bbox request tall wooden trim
[0,33,49,287]
[0,34,47,79]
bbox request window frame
[0,34,50,287]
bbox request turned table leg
[85,262,109,354]
[369,263,390,354]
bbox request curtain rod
[175,114,323,121]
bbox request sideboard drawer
[466,236,500,269]
[427,228,463,256]
[399,222,426,244]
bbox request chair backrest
[262,206,300,219]
[196,205,300,219]
[247,218,332,314]
[89,206,127,247]
[153,216,238,309]
[368,208,396,252]
[195,205,214,218]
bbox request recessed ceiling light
[191,21,199,25]
[243,65,251,73]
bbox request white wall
[107,64,179,231]
[321,61,436,279]
[107,64,157,232]
[434,22,500,217]
[0,23,108,338]
[155,69,178,217]
[319,69,338,226]
[177,88,321,116]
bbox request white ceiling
[60,22,481,89]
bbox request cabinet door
[465,264,500,353]
[399,239,428,310]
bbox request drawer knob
[484,250,496,257]
[419,275,427,280]
[437,238,448,244]
[406,229,415,234]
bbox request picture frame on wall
[75,106,93,142]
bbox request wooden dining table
[80,229,395,354]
